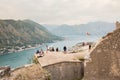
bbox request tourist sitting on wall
[36,50,40,54]
[36,50,40,58]
[52,47,55,52]
[39,49,44,57]
[36,49,44,58]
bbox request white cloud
[0,0,120,24]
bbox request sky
[0,0,120,24]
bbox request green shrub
[32,56,39,64]
[78,57,85,62]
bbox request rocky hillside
[0,19,61,54]
[84,22,120,80]
[0,64,49,80]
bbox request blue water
[0,35,101,68]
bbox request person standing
[89,44,91,51]
[56,47,59,52]
[46,45,49,53]
[63,46,67,53]
[82,42,85,46]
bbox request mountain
[0,19,61,53]
[43,24,60,32]
[84,22,120,80]
[44,21,115,36]
[44,24,79,35]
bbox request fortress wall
[43,61,84,80]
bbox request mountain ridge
[0,19,61,54]
[44,21,115,36]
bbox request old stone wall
[43,61,84,80]
[84,24,120,80]
[116,21,120,29]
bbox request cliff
[84,22,120,80]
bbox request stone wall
[43,61,84,80]
[84,24,120,80]
[116,21,120,29]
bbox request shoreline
[0,41,95,69]
[0,42,94,70]
[0,45,40,56]
[0,39,63,56]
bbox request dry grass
[12,64,49,80]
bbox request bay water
[0,35,102,69]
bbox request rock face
[84,22,120,80]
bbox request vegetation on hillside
[0,19,62,54]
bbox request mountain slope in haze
[44,24,78,35]
[43,24,60,32]
[44,21,115,36]
[0,19,61,54]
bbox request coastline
[0,40,97,80]
[0,39,63,56]
[0,44,41,56]
[0,39,96,69]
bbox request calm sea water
[0,35,102,68]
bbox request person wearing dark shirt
[36,50,40,54]
[89,44,91,51]
[52,47,54,51]
[56,47,59,52]
[63,46,67,52]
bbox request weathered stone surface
[116,21,120,29]
[84,23,120,80]
[0,66,10,78]
[0,64,47,80]
[43,61,84,80]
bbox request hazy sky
[0,0,120,24]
